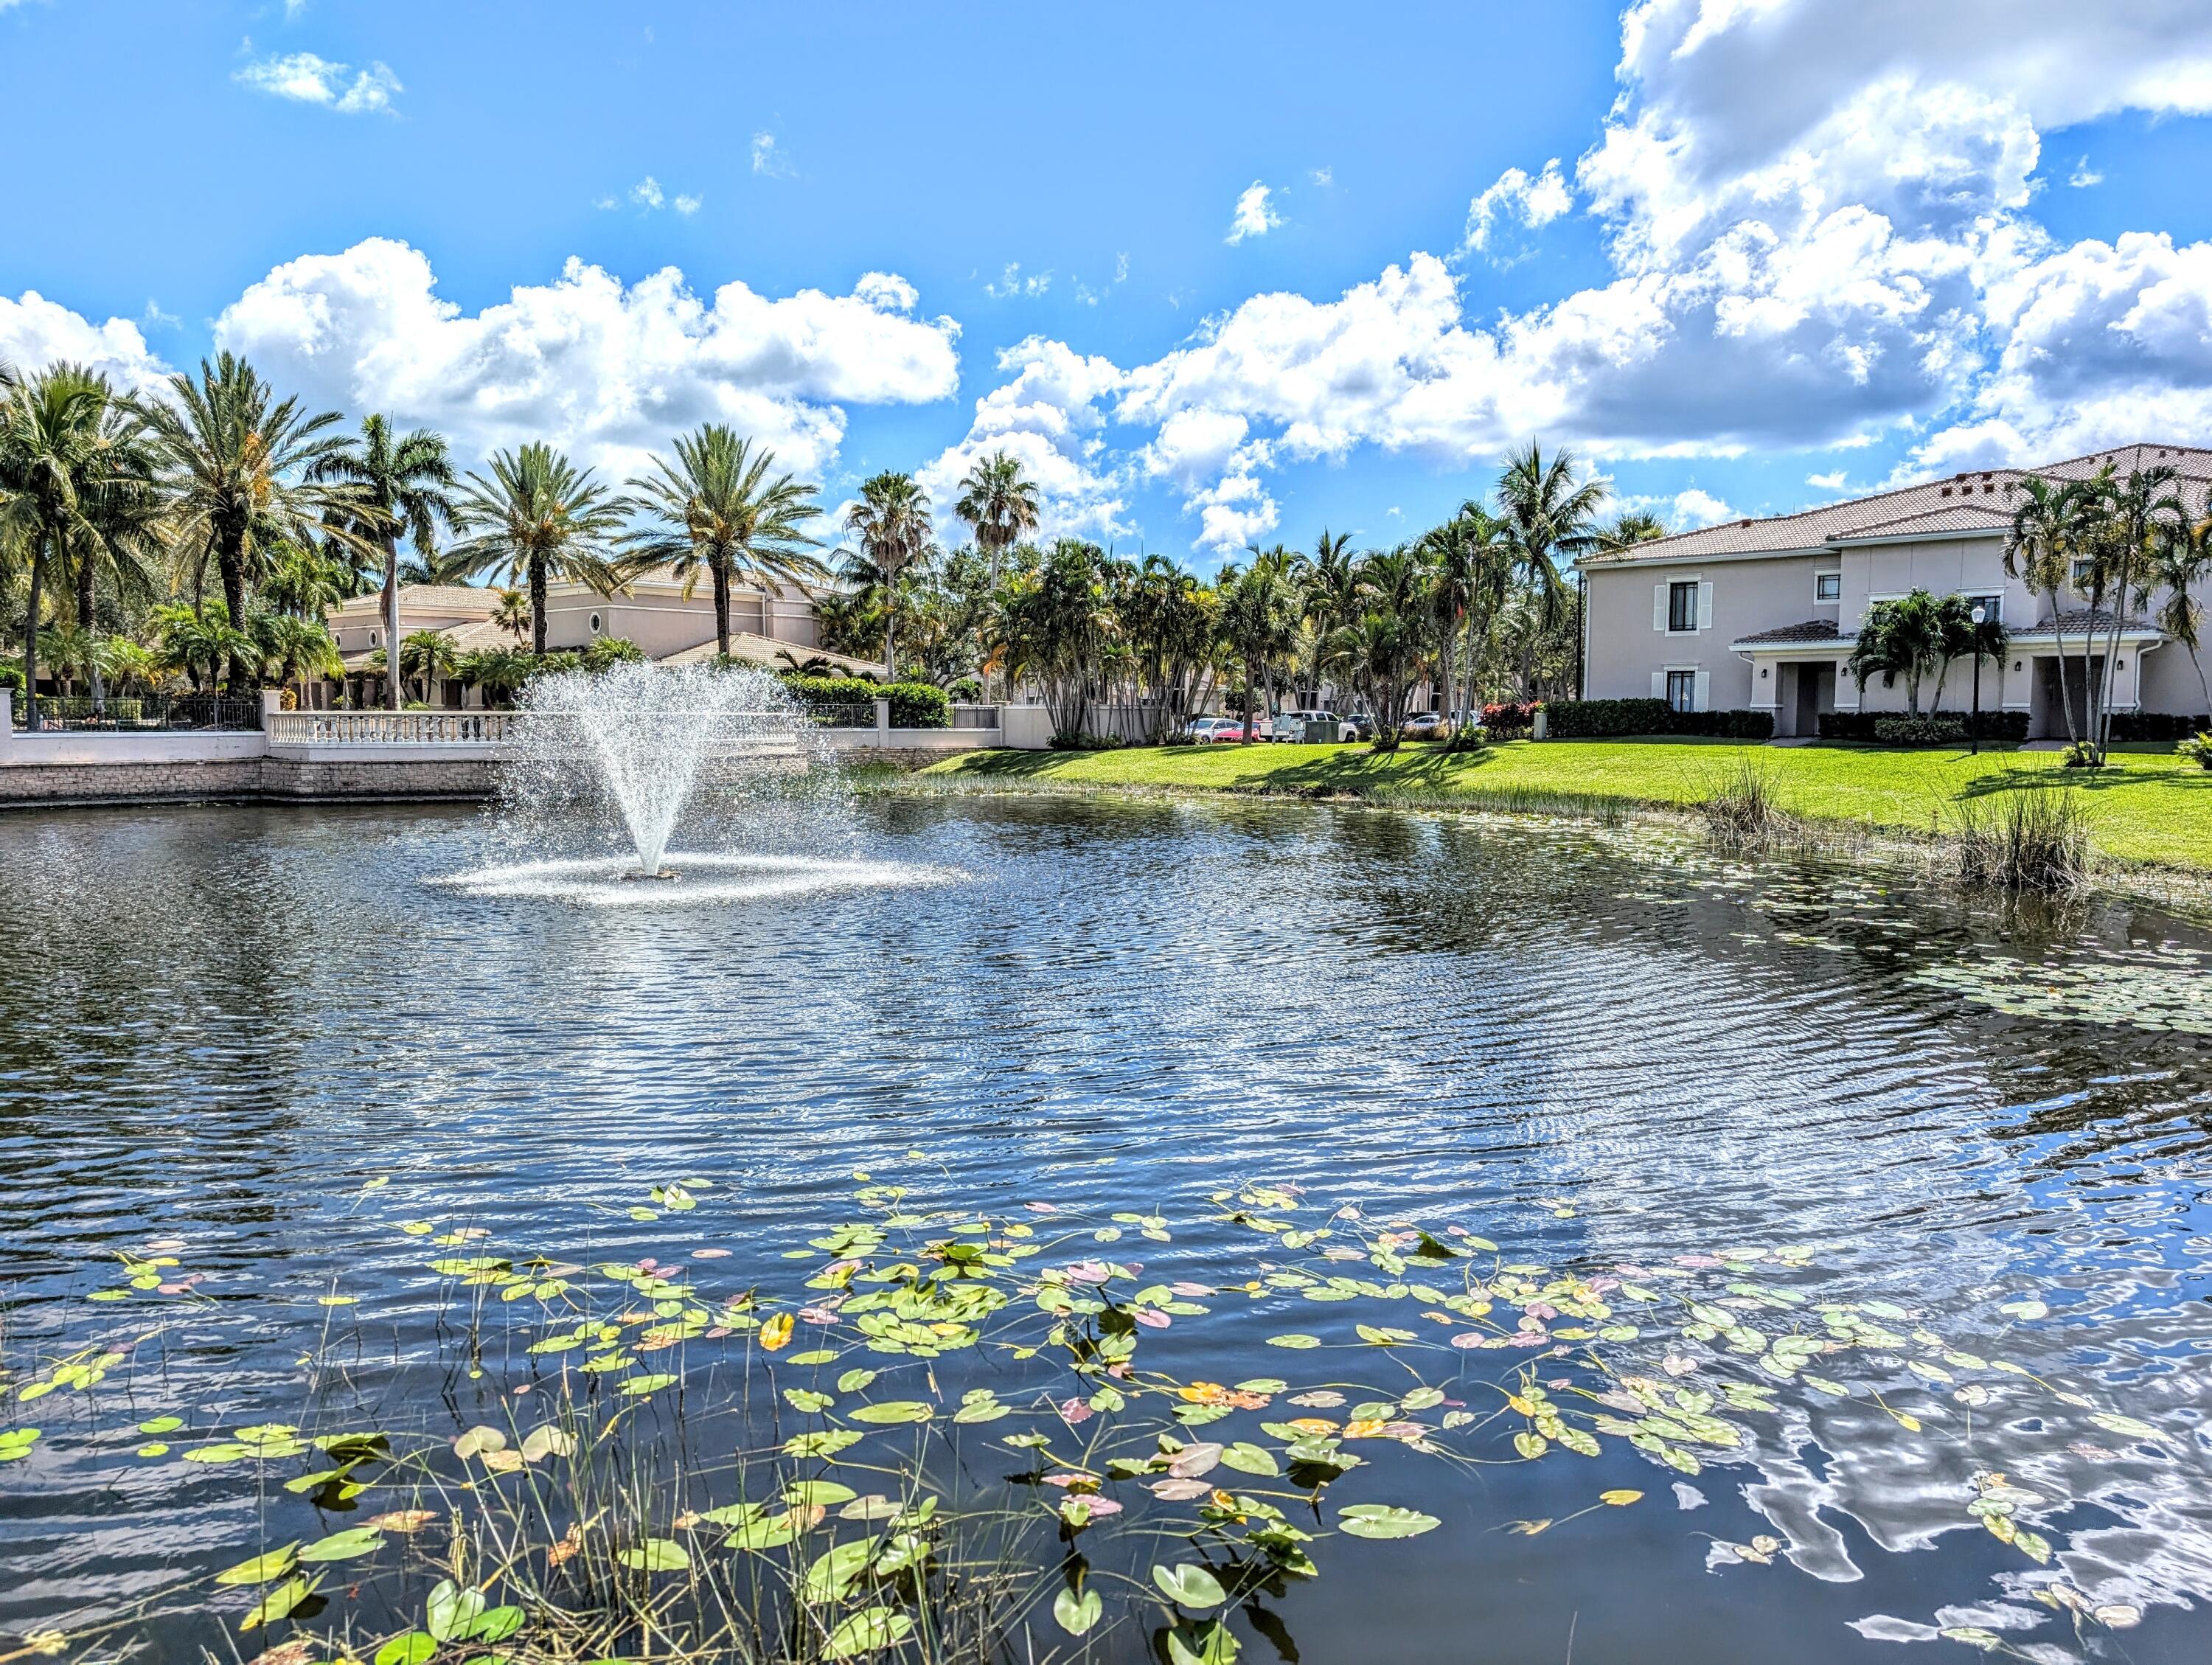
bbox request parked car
[1340,711,1378,741]
[1184,716,1247,743]
[1402,711,1450,742]
[1270,709,1355,743]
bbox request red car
[1184,717,1247,743]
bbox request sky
[4,0,2212,572]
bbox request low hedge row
[1540,698,1774,740]
[2111,711,2212,742]
[776,672,950,729]
[1818,710,2028,743]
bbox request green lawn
[922,738,2212,872]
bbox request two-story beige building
[1579,444,2212,739]
[324,571,878,706]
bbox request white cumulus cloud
[234,50,400,115]
[1226,182,1281,245]
[0,292,170,392]
[209,238,961,482]
[1464,159,1572,260]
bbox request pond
[1,793,2209,1664]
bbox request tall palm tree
[1488,442,1608,698]
[1218,549,1300,743]
[2152,513,2212,718]
[841,471,933,675]
[398,628,459,705]
[443,444,631,655]
[262,540,348,619]
[313,414,459,711]
[2006,474,2088,753]
[138,352,372,690]
[954,453,1040,699]
[492,587,532,642]
[2080,463,2185,761]
[256,612,343,708]
[626,425,826,659]
[1421,508,1514,729]
[0,366,150,728]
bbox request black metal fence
[10,692,264,733]
[802,701,877,728]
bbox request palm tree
[1846,590,1949,717]
[150,599,256,694]
[138,352,371,690]
[1218,549,1300,743]
[1422,508,1515,733]
[257,612,343,707]
[443,444,630,654]
[2006,475,2087,753]
[462,644,535,709]
[999,538,1113,743]
[2081,463,2185,761]
[493,587,532,642]
[262,540,348,619]
[1489,442,1608,698]
[841,471,933,675]
[954,453,1040,700]
[2149,515,2212,718]
[397,628,459,705]
[0,366,165,724]
[626,425,826,660]
[312,414,459,711]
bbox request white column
[874,696,891,740]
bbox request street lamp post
[1969,603,1986,757]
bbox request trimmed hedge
[1818,710,2028,743]
[776,672,950,729]
[1540,698,1774,740]
[2111,711,2212,742]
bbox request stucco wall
[1585,553,1832,708]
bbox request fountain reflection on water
[445,661,953,906]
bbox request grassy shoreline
[914,737,2212,878]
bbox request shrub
[1700,757,1792,851]
[2179,731,2212,771]
[1871,715,1966,746]
[2111,711,2212,742]
[945,676,982,703]
[776,672,949,729]
[582,635,646,672]
[1540,698,1773,740]
[1820,710,2026,744]
[1481,701,1536,737]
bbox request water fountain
[439,661,953,906]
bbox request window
[589,612,604,634]
[1668,581,1699,632]
[2070,558,2097,591]
[1814,571,1842,603]
[1965,594,2002,626]
[1666,669,1697,713]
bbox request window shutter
[1697,580,1714,633]
[1651,671,1666,699]
[1655,585,1668,631]
[1693,669,1711,712]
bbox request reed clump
[1944,790,2093,894]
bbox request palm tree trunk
[713,560,732,658]
[2096,560,2132,760]
[383,537,403,713]
[2049,591,2079,751]
[23,536,46,731]
[530,556,549,657]
[220,545,249,693]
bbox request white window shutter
[1697,580,1714,633]
[1653,585,1666,631]
[1693,669,1711,712]
[1651,671,1666,698]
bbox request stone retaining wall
[0,757,495,807]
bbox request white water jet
[498,663,843,880]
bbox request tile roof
[332,585,503,615]
[658,633,888,675]
[1731,619,1850,647]
[1584,442,2212,566]
[2017,608,2156,636]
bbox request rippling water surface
[2,793,2210,1663]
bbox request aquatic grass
[1943,790,2093,894]
[0,1172,2181,1663]
[1696,757,1795,852]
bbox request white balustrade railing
[268,710,519,745]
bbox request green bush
[776,672,949,729]
[1540,698,1773,740]
[1871,714,1966,746]
[1820,710,2026,743]
[2180,731,2212,771]
[2112,711,2212,742]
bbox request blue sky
[5,1,2212,571]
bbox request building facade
[1579,444,2212,739]
[324,572,877,706]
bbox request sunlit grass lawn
[924,738,2212,871]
